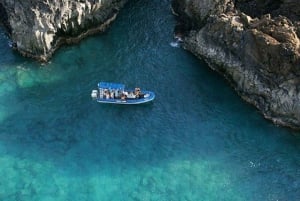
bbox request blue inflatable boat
[91,82,155,104]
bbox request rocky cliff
[0,0,127,61]
[172,0,300,129]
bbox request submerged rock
[0,0,128,62]
[172,0,300,129]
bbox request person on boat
[110,90,115,99]
[114,90,119,98]
[121,93,126,100]
[135,87,141,98]
[128,91,136,99]
[104,89,110,99]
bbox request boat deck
[96,91,155,104]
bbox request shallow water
[0,0,300,200]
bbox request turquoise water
[1,0,300,200]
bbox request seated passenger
[104,89,109,99]
[121,93,126,100]
[135,88,141,98]
[105,93,110,99]
[110,90,115,99]
[128,92,136,99]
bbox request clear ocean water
[0,0,300,200]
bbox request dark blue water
[0,0,300,200]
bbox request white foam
[170,41,179,48]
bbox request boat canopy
[98,82,125,90]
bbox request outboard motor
[91,90,98,99]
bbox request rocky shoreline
[172,0,300,129]
[0,0,128,62]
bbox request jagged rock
[0,0,127,62]
[172,0,300,129]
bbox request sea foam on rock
[172,0,300,129]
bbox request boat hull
[96,91,155,104]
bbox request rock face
[172,0,300,129]
[0,0,127,61]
